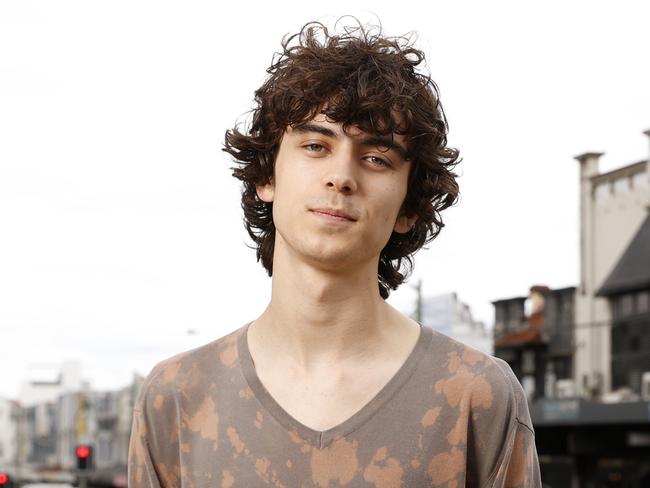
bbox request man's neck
[248,244,410,377]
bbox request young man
[128,20,542,487]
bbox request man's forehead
[287,113,408,147]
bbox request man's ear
[394,213,417,234]
[256,179,275,203]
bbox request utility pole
[76,393,89,488]
[414,279,422,323]
[13,403,24,483]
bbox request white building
[19,361,85,408]
[419,291,492,355]
[573,130,650,398]
[0,398,18,470]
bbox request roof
[491,285,576,304]
[494,326,543,347]
[597,213,650,296]
[591,159,647,186]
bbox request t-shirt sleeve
[127,361,180,488]
[481,357,542,488]
[128,404,163,488]
[487,421,542,488]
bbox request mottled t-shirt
[128,322,541,487]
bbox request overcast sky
[1,0,649,399]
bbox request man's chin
[300,248,373,273]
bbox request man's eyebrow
[359,135,409,161]
[291,122,409,161]
[292,122,338,138]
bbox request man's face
[256,113,415,272]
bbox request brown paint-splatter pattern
[363,447,404,488]
[227,426,246,454]
[129,412,147,483]
[435,370,475,408]
[156,462,180,487]
[446,407,469,447]
[427,447,464,486]
[160,360,181,385]
[504,430,527,487]
[185,396,219,449]
[288,430,312,454]
[254,410,264,429]
[219,334,239,367]
[421,407,441,427]
[311,437,360,487]
[255,456,271,481]
[461,347,485,366]
[221,469,234,488]
[469,375,494,410]
[288,430,304,444]
[239,386,254,400]
[153,394,164,410]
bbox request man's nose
[323,150,358,194]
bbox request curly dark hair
[223,18,460,299]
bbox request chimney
[574,152,604,295]
[574,152,603,180]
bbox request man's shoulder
[425,327,531,428]
[135,323,248,408]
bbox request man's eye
[304,143,325,152]
[366,155,391,167]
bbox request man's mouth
[309,208,357,222]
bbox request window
[629,370,642,394]
[522,350,536,374]
[619,293,635,317]
[637,290,650,314]
[562,298,573,324]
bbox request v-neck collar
[237,321,433,449]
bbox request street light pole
[414,279,422,323]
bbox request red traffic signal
[76,444,93,470]
[0,472,12,487]
[76,445,91,459]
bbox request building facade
[8,371,143,484]
[492,129,650,487]
[0,399,18,470]
[596,213,650,398]
[493,285,576,402]
[19,361,84,408]
[573,134,650,399]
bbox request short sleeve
[483,358,542,488]
[487,422,542,488]
[128,359,184,488]
[128,405,163,488]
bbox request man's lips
[309,208,357,222]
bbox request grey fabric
[128,323,542,487]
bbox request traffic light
[76,444,93,470]
[0,471,13,488]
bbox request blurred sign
[542,399,580,421]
